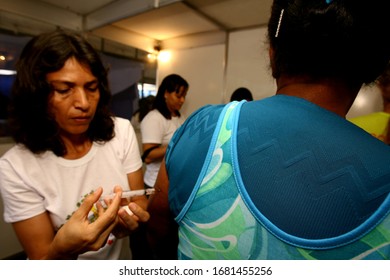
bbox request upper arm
[127,168,148,210]
[140,112,164,144]
[146,158,178,258]
[140,112,169,162]
[12,211,55,260]
[127,168,144,191]
[147,158,170,218]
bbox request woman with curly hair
[0,30,149,259]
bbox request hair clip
[275,9,284,38]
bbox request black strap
[141,145,160,162]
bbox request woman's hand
[108,186,150,239]
[47,187,121,259]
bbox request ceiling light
[158,51,171,63]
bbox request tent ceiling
[0,0,273,53]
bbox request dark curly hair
[8,30,114,156]
[230,87,253,102]
[268,0,390,85]
[153,74,189,119]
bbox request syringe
[100,188,155,202]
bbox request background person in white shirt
[140,74,189,189]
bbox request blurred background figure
[230,87,253,102]
[140,74,188,189]
[131,95,156,131]
[349,66,390,144]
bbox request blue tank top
[167,96,390,259]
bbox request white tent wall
[157,44,226,118]
[348,86,383,118]
[157,26,383,119]
[225,28,275,103]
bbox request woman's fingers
[80,191,122,250]
[72,187,103,221]
[95,191,121,226]
[116,202,150,232]
[129,202,150,222]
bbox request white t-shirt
[140,109,185,187]
[0,117,142,260]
